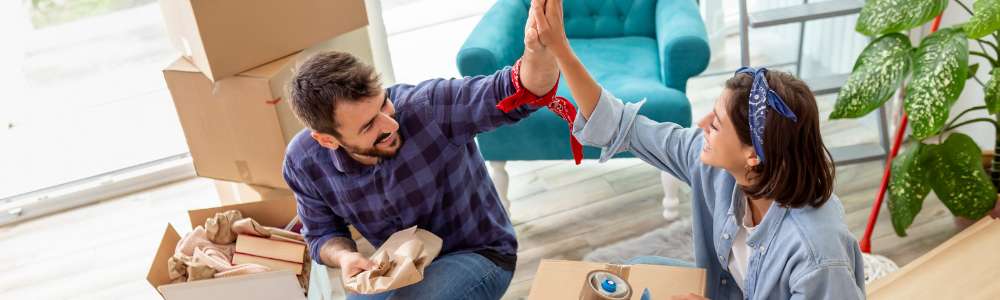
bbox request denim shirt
[572,88,866,300]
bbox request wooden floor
[0,155,959,299]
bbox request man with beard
[281,3,560,298]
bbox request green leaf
[888,143,932,236]
[925,133,997,220]
[831,33,913,119]
[904,27,969,139]
[988,68,1000,114]
[964,0,1000,39]
[968,63,981,79]
[856,0,948,36]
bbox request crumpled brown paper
[167,209,309,285]
[343,226,443,294]
[205,210,243,244]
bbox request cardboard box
[214,180,294,205]
[146,196,303,300]
[867,217,1000,299]
[158,270,305,300]
[159,0,367,81]
[527,260,706,300]
[165,28,377,189]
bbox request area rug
[583,218,694,264]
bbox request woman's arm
[790,265,865,300]
[531,0,601,119]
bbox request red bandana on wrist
[495,59,583,165]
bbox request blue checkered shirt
[283,67,536,269]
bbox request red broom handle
[859,15,943,254]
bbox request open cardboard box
[146,195,304,300]
[528,260,706,299]
[164,27,376,189]
[159,0,367,81]
[867,217,1000,299]
[214,180,294,206]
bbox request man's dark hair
[725,70,836,208]
[288,51,381,138]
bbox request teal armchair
[456,0,710,217]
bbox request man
[282,3,559,299]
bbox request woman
[527,0,865,299]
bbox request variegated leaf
[988,68,1000,114]
[888,143,931,236]
[925,133,997,220]
[904,27,969,139]
[831,33,912,119]
[964,0,1000,39]
[857,0,948,36]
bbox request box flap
[527,259,706,300]
[189,0,368,81]
[164,57,201,73]
[147,223,182,290]
[867,217,1000,299]
[187,195,297,228]
[628,263,706,297]
[239,52,299,79]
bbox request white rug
[584,218,694,264]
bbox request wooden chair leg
[661,172,682,221]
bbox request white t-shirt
[729,195,759,294]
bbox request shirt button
[721,278,728,285]
[722,233,731,240]
[718,255,724,260]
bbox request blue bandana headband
[734,67,798,163]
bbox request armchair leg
[489,161,510,211]
[660,172,682,221]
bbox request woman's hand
[531,0,571,57]
[523,0,545,54]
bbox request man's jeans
[346,252,513,300]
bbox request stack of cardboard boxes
[147,1,380,299]
[160,0,377,205]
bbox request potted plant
[830,0,1000,236]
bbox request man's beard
[342,131,401,159]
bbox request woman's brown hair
[725,70,835,208]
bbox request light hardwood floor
[0,156,959,299]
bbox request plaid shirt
[283,67,537,269]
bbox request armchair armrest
[456,0,528,76]
[655,0,710,92]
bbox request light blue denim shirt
[573,89,866,300]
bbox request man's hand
[336,251,375,279]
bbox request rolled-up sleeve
[572,88,703,184]
[283,160,351,265]
[790,265,865,300]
